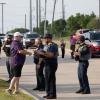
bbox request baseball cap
[14,32,23,37]
[44,33,52,39]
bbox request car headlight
[92,42,98,46]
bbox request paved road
[0,49,100,100]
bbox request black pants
[70,45,75,58]
[78,61,90,92]
[45,63,57,97]
[36,62,45,89]
[6,57,13,79]
[61,48,65,58]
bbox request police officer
[74,35,91,94]
[33,38,45,91]
[37,33,58,99]
[60,39,66,58]
[2,35,13,83]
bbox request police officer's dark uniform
[33,42,45,91]
[2,35,13,82]
[38,33,58,99]
[75,36,91,94]
[60,41,65,58]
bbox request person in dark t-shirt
[6,32,32,94]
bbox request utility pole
[39,0,41,27]
[99,0,100,20]
[30,0,32,34]
[51,0,57,33]
[25,14,26,29]
[44,0,47,36]
[36,0,39,33]
[0,3,6,34]
[62,0,65,20]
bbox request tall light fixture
[0,3,6,34]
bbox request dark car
[82,31,100,57]
[0,34,6,45]
[23,32,40,48]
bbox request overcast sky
[0,0,99,33]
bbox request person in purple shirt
[6,32,32,94]
[70,34,76,59]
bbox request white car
[23,32,40,49]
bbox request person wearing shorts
[6,32,32,94]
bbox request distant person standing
[2,35,13,83]
[60,39,66,58]
[33,38,45,91]
[70,34,76,59]
[6,32,32,94]
[74,35,91,94]
[36,33,58,99]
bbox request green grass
[0,79,34,100]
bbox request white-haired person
[6,32,32,94]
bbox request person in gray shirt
[74,35,91,94]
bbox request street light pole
[99,0,100,20]
[62,0,65,20]
[36,0,39,33]
[51,0,57,33]
[44,0,47,36]
[30,0,32,34]
[0,3,6,34]
[39,0,41,27]
[25,14,26,29]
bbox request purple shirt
[10,40,26,67]
[70,36,76,45]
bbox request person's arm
[18,49,32,56]
[38,45,58,58]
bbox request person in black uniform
[60,39,66,58]
[36,33,58,99]
[74,35,91,94]
[2,35,13,83]
[33,38,45,91]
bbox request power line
[0,3,6,34]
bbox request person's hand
[28,52,32,56]
[37,51,45,55]
[74,52,80,56]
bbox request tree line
[8,12,100,37]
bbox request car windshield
[26,34,39,38]
[0,37,4,39]
[0,34,5,39]
[91,32,100,40]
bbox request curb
[20,88,39,100]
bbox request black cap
[44,33,52,39]
[79,35,85,42]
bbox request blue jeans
[78,61,90,92]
